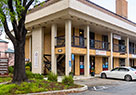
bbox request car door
[107,67,119,78]
[117,68,129,79]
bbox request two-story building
[24,0,136,76]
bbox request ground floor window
[119,58,125,66]
[102,57,108,71]
[80,56,84,75]
[90,56,95,76]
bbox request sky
[1,0,136,49]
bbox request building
[24,0,136,76]
[0,39,14,66]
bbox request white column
[84,25,90,77]
[32,27,44,74]
[65,20,72,76]
[126,37,129,66]
[29,36,32,62]
[108,32,113,70]
[51,24,57,74]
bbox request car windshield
[129,68,136,71]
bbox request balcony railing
[90,39,110,50]
[55,36,65,47]
[72,36,86,48]
[113,44,126,53]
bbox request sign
[113,34,121,40]
[132,54,136,58]
[34,51,38,68]
[96,50,106,56]
[0,58,8,76]
[69,61,72,72]
[58,49,62,52]
[72,54,74,60]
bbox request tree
[0,0,38,83]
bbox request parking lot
[69,78,136,95]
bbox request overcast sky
[90,0,136,23]
[1,0,136,49]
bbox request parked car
[100,67,136,81]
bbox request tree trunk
[12,39,28,83]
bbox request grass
[0,77,12,83]
[0,79,81,95]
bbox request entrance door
[119,40,125,52]
[130,59,134,67]
[119,58,125,66]
[90,32,95,48]
[90,56,95,76]
[102,57,108,71]
[80,56,84,75]
[102,35,108,50]
[79,29,84,47]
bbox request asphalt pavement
[69,78,136,95]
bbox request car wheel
[124,75,132,81]
[101,73,107,79]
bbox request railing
[72,36,86,48]
[55,36,65,47]
[90,39,109,50]
[113,44,126,53]
[129,47,136,54]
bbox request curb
[21,84,88,95]
[0,81,10,85]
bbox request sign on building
[113,34,121,40]
[0,58,8,76]
[34,51,38,68]
[96,50,107,56]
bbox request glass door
[80,56,84,75]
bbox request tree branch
[23,0,27,6]
[25,0,34,11]
[8,0,18,39]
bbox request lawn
[0,79,81,95]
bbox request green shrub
[47,72,57,82]
[62,75,74,86]
[33,73,44,79]
[25,66,31,71]
[25,62,32,71]
[0,84,16,95]
[8,66,14,74]
[26,71,43,79]
[26,70,34,79]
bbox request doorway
[79,29,84,47]
[90,56,95,76]
[119,40,125,52]
[90,32,95,48]
[80,55,84,75]
[119,58,125,66]
[102,35,108,50]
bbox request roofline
[79,0,136,26]
[27,0,136,27]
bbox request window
[111,68,119,71]
[118,68,129,72]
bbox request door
[80,56,84,75]
[102,57,108,71]
[107,67,119,78]
[102,35,108,50]
[90,56,95,76]
[119,58,125,66]
[119,40,125,52]
[90,32,95,48]
[79,29,84,47]
[117,68,129,79]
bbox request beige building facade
[25,0,136,76]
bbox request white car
[100,67,136,81]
